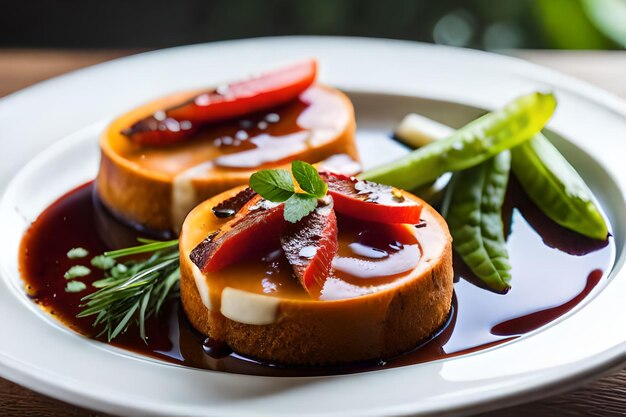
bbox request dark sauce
[19,180,615,376]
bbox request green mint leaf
[65,281,87,293]
[284,194,318,223]
[91,255,117,270]
[291,160,327,198]
[249,169,294,202]
[67,247,88,259]
[64,265,91,280]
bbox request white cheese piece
[171,161,214,232]
[221,287,280,325]
[395,114,456,204]
[317,153,362,176]
[415,223,447,264]
[192,264,212,310]
[395,113,454,148]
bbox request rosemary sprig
[78,239,180,342]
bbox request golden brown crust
[97,149,173,231]
[180,189,453,366]
[96,86,357,233]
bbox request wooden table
[1,49,625,417]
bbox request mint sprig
[284,193,318,223]
[291,160,327,198]
[248,168,294,202]
[249,161,327,223]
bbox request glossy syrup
[114,86,350,175]
[19,179,615,376]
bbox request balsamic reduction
[19,180,615,376]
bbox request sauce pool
[18,179,615,376]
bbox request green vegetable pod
[359,92,556,190]
[442,151,512,292]
[511,134,608,240]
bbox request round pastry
[179,175,453,366]
[96,62,357,234]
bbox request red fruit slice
[190,194,285,273]
[123,59,318,146]
[320,172,422,224]
[281,197,338,295]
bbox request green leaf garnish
[64,265,91,279]
[292,160,327,198]
[78,239,180,342]
[91,255,117,270]
[67,247,88,259]
[110,263,128,277]
[284,193,318,223]
[248,161,328,223]
[91,277,116,288]
[104,239,178,258]
[249,169,294,202]
[65,281,87,293]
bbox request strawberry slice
[281,197,338,295]
[123,59,317,146]
[320,171,422,224]
[190,194,285,273]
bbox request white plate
[0,37,625,417]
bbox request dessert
[18,85,614,375]
[97,60,358,234]
[179,171,454,365]
[20,177,614,375]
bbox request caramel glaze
[198,213,422,307]
[19,179,615,376]
[107,86,351,176]
[97,85,357,233]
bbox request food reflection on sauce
[19,180,615,377]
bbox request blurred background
[1,0,625,50]
[1,0,625,97]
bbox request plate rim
[1,36,626,416]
